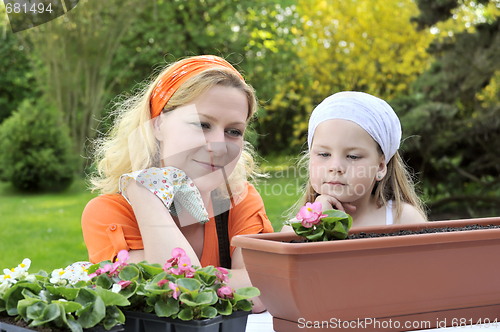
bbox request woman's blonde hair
[286,149,427,223]
[89,59,260,196]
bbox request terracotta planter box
[123,310,250,332]
[232,217,500,331]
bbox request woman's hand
[315,194,357,215]
[123,172,202,266]
[120,167,209,225]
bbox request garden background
[1,0,499,272]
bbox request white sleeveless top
[386,200,394,225]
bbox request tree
[392,0,500,217]
[0,6,39,124]
[254,0,436,154]
[16,0,147,165]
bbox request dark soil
[290,224,500,243]
[0,312,53,332]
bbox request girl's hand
[315,194,357,215]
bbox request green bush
[0,99,77,191]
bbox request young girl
[287,91,426,227]
[81,55,272,312]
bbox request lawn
[0,162,303,273]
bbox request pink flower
[164,248,187,271]
[89,264,112,279]
[158,279,169,288]
[169,282,180,300]
[170,256,195,277]
[109,250,130,277]
[117,280,131,289]
[296,202,327,228]
[217,286,234,299]
[215,267,229,284]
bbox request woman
[82,55,272,312]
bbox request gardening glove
[119,167,209,224]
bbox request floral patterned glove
[119,167,209,224]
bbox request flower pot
[232,217,500,331]
[123,310,250,332]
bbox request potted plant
[232,202,500,331]
[88,248,259,332]
[0,259,125,332]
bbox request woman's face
[154,85,248,193]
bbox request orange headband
[150,55,244,118]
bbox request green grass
[0,159,303,273]
[0,179,98,273]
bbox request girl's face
[154,85,248,193]
[309,119,386,204]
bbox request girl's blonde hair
[287,149,427,223]
[89,60,260,196]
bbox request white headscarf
[308,91,402,164]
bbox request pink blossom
[217,286,234,299]
[109,250,130,277]
[296,202,327,228]
[158,279,169,288]
[169,282,180,300]
[164,248,187,271]
[215,267,229,284]
[88,264,112,279]
[117,280,131,289]
[170,256,195,277]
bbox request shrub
[0,99,78,191]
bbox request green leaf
[46,285,80,300]
[118,280,138,298]
[177,278,201,293]
[179,289,216,307]
[94,286,130,307]
[118,265,140,281]
[138,263,164,278]
[178,307,194,321]
[26,301,47,320]
[21,288,40,299]
[102,305,125,330]
[30,303,60,326]
[53,300,82,313]
[75,288,97,306]
[144,278,173,295]
[233,287,260,300]
[323,209,350,219]
[39,289,59,303]
[146,295,159,306]
[194,271,217,286]
[305,226,324,241]
[87,263,101,275]
[5,282,42,315]
[76,296,106,329]
[36,271,49,278]
[149,271,167,284]
[106,305,125,322]
[197,266,215,275]
[200,306,217,319]
[96,274,113,290]
[73,280,88,288]
[215,299,232,315]
[234,299,253,311]
[66,315,83,332]
[154,297,179,317]
[18,298,44,320]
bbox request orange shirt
[81,182,273,266]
